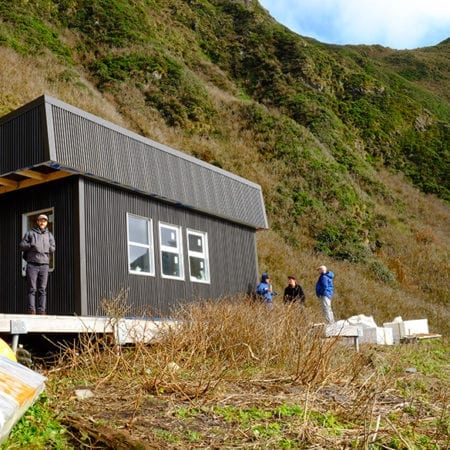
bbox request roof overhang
[0,95,269,230]
[0,163,73,195]
[0,162,263,229]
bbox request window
[187,229,210,283]
[21,208,55,276]
[127,214,154,275]
[159,223,184,279]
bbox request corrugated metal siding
[83,179,259,316]
[0,96,266,318]
[0,178,78,314]
[50,103,267,229]
[0,104,47,173]
[0,96,268,229]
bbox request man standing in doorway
[19,214,55,315]
[315,265,335,323]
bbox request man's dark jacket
[19,227,55,265]
[283,284,306,304]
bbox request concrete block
[360,327,394,345]
[383,319,429,343]
[383,321,403,344]
[401,319,428,337]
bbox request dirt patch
[54,376,445,449]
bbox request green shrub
[61,0,149,47]
[0,4,71,60]
[368,259,395,283]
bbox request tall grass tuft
[53,295,367,396]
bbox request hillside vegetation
[0,0,449,335]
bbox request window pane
[127,214,154,276]
[187,229,209,283]
[188,234,203,252]
[129,216,149,244]
[162,251,180,276]
[161,227,178,248]
[189,256,206,280]
[129,245,150,273]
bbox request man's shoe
[37,311,46,315]
[28,309,36,315]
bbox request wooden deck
[0,314,175,351]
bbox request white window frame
[127,213,155,276]
[187,229,210,284]
[159,222,184,280]
[21,208,55,277]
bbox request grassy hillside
[0,0,449,334]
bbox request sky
[258,0,450,49]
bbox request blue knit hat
[261,273,269,282]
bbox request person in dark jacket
[283,275,306,305]
[19,214,55,315]
[315,265,335,323]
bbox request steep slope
[0,0,449,333]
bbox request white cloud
[259,0,450,49]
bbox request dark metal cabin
[0,95,268,316]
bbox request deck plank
[0,314,174,345]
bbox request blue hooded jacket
[315,271,334,299]
[256,273,276,303]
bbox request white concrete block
[325,322,360,337]
[401,319,428,336]
[360,327,394,345]
[383,321,403,344]
[383,318,429,342]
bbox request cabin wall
[0,176,259,317]
[83,179,259,316]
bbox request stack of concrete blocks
[383,317,429,344]
[346,315,394,345]
[326,315,429,346]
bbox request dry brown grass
[0,46,130,128]
[52,297,365,388]
[43,297,448,449]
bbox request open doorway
[21,208,55,276]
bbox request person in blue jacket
[256,273,277,308]
[315,265,335,323]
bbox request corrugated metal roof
[0,95,268,229]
